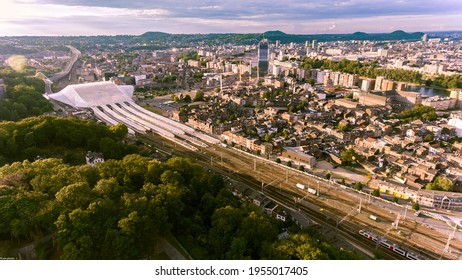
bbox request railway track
[140,133,458,259]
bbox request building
[312,40,317,49]
[377,182,462,210]
[378,49,388,57]
[374,76,385,91]
[358,92,391,107]
[394,91,422,106]
[448,113,462,137]
[374,76,394,91]
[335,98,357,108]
[258,39,269,78]
[282,146,317,168]
[361,79,375,92]
[86,151,104,165]
[421,33,428,42]
[450,89,462,109]
[422,96,456,110]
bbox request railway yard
[140,129,462,260]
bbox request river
[405,85,450,97]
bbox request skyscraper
[258,39,269,78]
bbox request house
[276,208,290,222]
[85,151,104,166]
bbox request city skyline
[1,0,462,36]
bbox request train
[295,183,318,196]
[358,229,424,260]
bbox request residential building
[450,89,462,109]
[394,90,422,106]
[422,96,456,110]
[282,146,317,168]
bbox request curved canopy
[48,81,134,108]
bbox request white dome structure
[48,81,134,108]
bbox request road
[51,46,81,82]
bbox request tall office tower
[305,40,310,48]
[312,40,317,49]
[275,40,280,47]
[258,39,269,78]
[421,33,428,42]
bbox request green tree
[194,91,205,102]
[412,202,420,211]
[275,158,281,164]
[426,176,454,192]
[183,94,192,103]
[273,233,328,260]
[354,182,363,191]
[372,189,380,197]
[424,133,434,142]
[340,148,360,165]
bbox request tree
[426,176,454,192]
[424,133,434,142]
[354,182,363,191]
[412,202,420,211]
[325,173,331,180]
[308,78,316,86]
[392,196,399,203]
[275,158,281,164]
[273,233,328,260]
[340,148,360,165]
[194,91,205,102]
[287,161,292,167]
[299,165,305,172]
[372,189,380,197]
[183,94,192,103]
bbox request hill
[135,30,425,46]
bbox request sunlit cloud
[0,0,461,35]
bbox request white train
[358,229,424,260]
[295,183,318,195]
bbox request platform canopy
[47,81,134,108]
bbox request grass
[141,105,169,117]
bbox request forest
[0,116,359,260]
[0,155,359,260]
[0,68,53,121]
[0,115,136,165]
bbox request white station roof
[48,81,134,108]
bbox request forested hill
[138,30,425,45]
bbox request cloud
[1,0,462,35]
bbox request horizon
[1,0,462,36]
[1,29,461,38]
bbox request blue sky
[1,0,461,36]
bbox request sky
[0,0,461,36]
